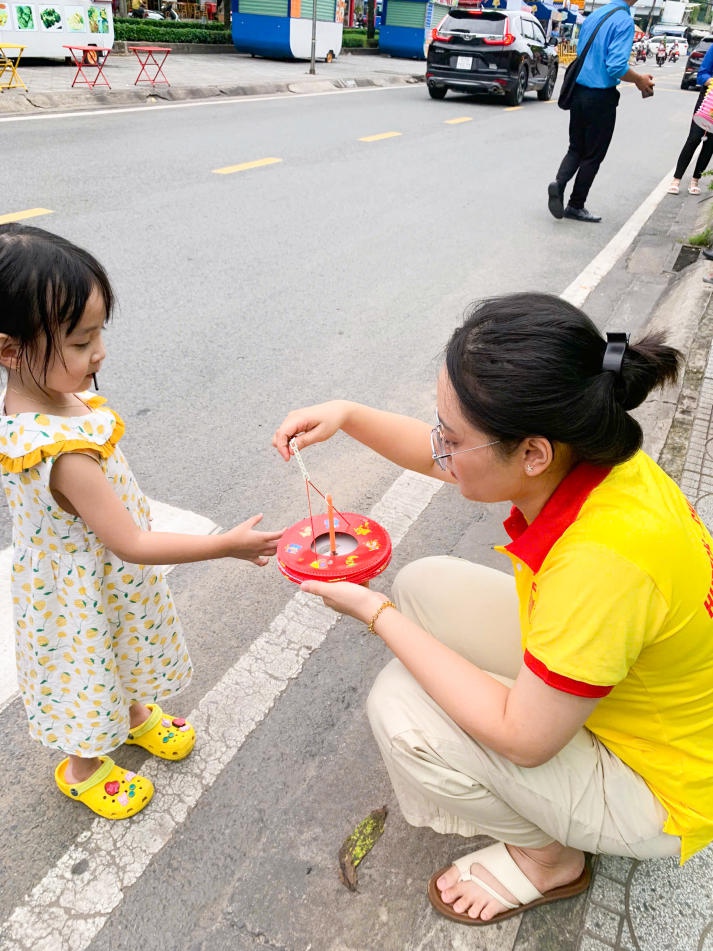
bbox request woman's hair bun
[445,293,681,467]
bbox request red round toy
[277,511,392,586]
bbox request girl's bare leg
[62,702,153,783]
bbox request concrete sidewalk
[0,47,425,114]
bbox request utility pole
[645,0,658,33]
[309,0,317,73]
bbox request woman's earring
[526,464,534,473]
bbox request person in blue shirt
[667,45,713,198]
[548,0,655,223]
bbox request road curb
[0,70,423,114]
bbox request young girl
[0,223,283,820]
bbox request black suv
[681,36,713,90]
[426,7,559,106]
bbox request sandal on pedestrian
[667,180,680,194]
[55,756,154,819]
[427,842,591,927]
[689,180,701,195]
[125,703,196,760]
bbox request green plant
[687,227,712,246]
[342,27,378,47]
[114,16,226,29]
[113,20,231,41]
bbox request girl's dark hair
[445,292,681,467]
[0,223,113,385]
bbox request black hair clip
[602,332,629,375]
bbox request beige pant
[366,556,680,860]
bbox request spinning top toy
[276,440,392,586]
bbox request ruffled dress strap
[0,393,125,474]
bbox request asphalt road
[0,66,696,950]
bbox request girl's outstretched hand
[300,579,389,625]
[220,514,284,566]
[272,400,350,461]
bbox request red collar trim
[503,462,612,572]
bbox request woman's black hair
[445,292,681,467]
[0,223,113,386]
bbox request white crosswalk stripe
[0,471,442,951]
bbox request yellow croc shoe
[124,703,196,760]
[55,757,154,819]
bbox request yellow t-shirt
[496,451,713,864]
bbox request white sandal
[427,841,591,926]
[689,180,701,195]
[667,180,680,194]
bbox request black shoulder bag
[558,7,622,110]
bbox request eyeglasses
[430,415,500,471]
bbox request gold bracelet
[367,600,396,635]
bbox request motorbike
[131,2,180,17]
[655,45,667,67]
[634,43,647,64]
[668,44,680,63]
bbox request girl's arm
[273,399,455,483]
[50,452,283,566]
[304,580,598,766]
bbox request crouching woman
[273,292,713,926]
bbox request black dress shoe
[701,246,713,261]
[564,205,602,223]
[548,181,564,219]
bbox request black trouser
[555,84,619,209]
[673,87,713,180]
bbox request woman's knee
[392,556,513,614]
[390,557,520,671]
[391,556,456,610]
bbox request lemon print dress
[0,394,193,756]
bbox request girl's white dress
[0,394,192,756]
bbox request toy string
[289,438,353,537]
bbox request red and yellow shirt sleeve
[521,543,668,697]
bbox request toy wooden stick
[327,494,337,556]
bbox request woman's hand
[218,514,284,566]
[300,579,391,624]
[272,401,352,461]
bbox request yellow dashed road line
[359,131,402,142]
[213,157,282,175]
[0,208,53,224]
[445,116,473,124]
[504,105,523,112]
